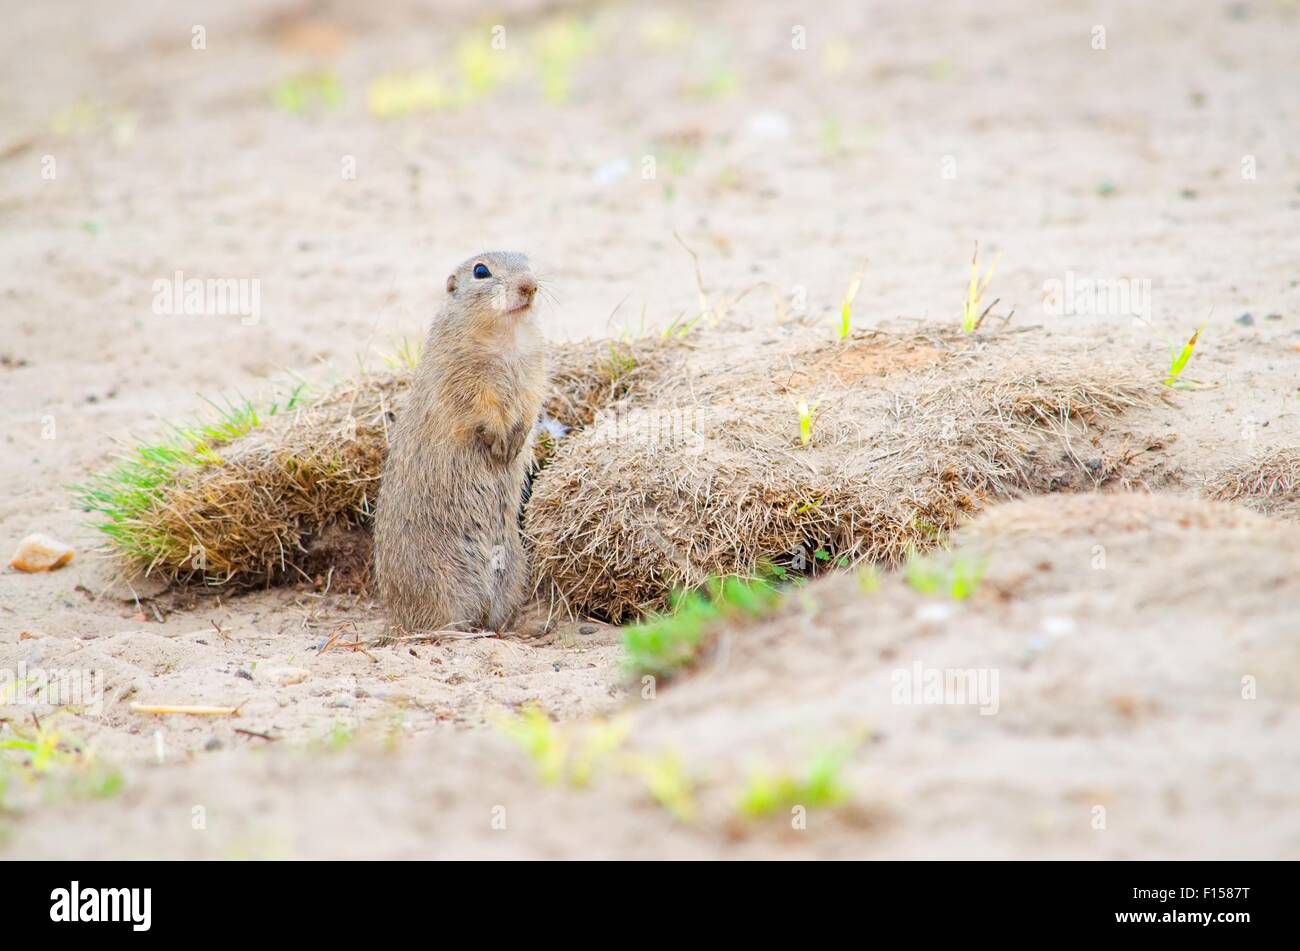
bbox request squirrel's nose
[518,275,538,299]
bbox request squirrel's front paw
[474,424,510,465]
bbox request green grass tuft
[904,549,986,600]
[0,716,124,811]
[735,744,853,818]
[70,385,307,567]
[622,575,782,679]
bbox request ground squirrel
[374,251,546,633]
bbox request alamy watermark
[586,404,705,454]
[891,661,1000,715]
[1,662,104,716]
[152,270,261,325]
[1042,270,1150,324]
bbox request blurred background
[3,1,1297,389]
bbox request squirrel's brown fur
[374,251,546,633]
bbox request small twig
[382,629,504,646]
[672,230,707,299]
[233,728,278,742]
[129,703,240,717]
[972,297,1000,332]
[331,639,379,661]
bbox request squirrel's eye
[473,263,491,279]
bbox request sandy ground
[1,0,1298,858]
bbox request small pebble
[235,669,254,681]
[204,737,222,751]
[260,666,309,687]
[578,625,597,636]
[1236,312,1254,326]
[9,533,75,572]
[914,602,955,623]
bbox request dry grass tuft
[1205,448,1300,521]
[83,323,1164,617]
[87,338,678,587]
[525,324,1161,621]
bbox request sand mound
[1206,447,1300,521]
[525,325,1160,620]
[959,491,1269,543]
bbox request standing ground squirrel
[374,251,546,633]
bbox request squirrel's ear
[446,273,458,294]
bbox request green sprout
[367,70,450,117]
[496,707,631,788]
[536,17,594,103]
[0,717,123,807]
[797,399,820,446]
[622,575,782,679]
[961,242,1001,333]
[839,266,864,340]
[735,745,852,818]
[272,72,342,113]
[455,35,509,99]
[904,550,986,600]
[1164,324,1206,389]
[623,750,696,822]
[379,337,423,371]
[496,705,569,784]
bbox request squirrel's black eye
[473,263,491,279]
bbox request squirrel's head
[445,251,538,320]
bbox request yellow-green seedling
[569,715,633,788]
[856,563,881,594]
[1164,324,1206,389]
[660,311,703,341]
[601,340,638,386]
[904,549,986,600]
[368,71,450,117]
[0,718,123,805]
[496,708,631,788]
[820,118,844,156]
[839,265,865,340]
[961,242,1001,333]
[797,399,820,446]
[455,34,513,100]
[272,72,342,113]
[322,720,356,753]
[535,17,595,103]
[687,63,739,100]
[735,745,852,819]
[51,97,98,136]
[495,705,570,785]
[379,337,423,371]
[623,750,696,822]
[622,575,782,679]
